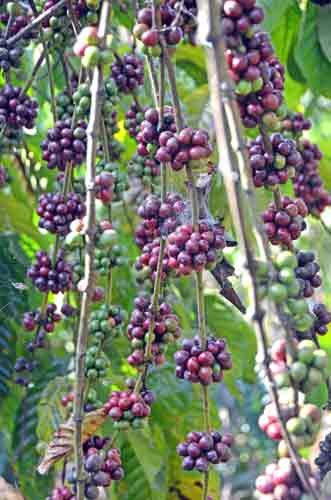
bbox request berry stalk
[73,2,112,499]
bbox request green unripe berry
[290,362,307,383]
[278,268,295,284]
[313,349,328,370]
[82,46,101,68]
[236,80,252,96]
[286,299,309,317]
[99,229,118,248]
[297,340,316,364]
[294,314,314,332]
[269,283,288,303]
[307,367,324,387]
[286,417,306,436]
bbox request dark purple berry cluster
[312,303,331,337]
[222,0,285,128]
[136,106,176,157]
[0,84,38,130]
[81,441,124,498]
[255,457,319,499]
[104,390,152,429]
[175,336,232,385]
[37,192,86,236]
[49,487,73,500]
[27,250,73,293]
[156,127,213,171]
[41,119,87,171]
[166,221,226,276]
[293,138,331,217]
[134,5,183,47]
[262,197,308,247]
[295,251,322,298]
[135,192,185,248]
[111,53,144,94]
[281,111,311,136]
[315,432,331,480]
[127,294,181,367]
[177,431,233,472]
[23,303,61,333]
[135,237,168,283]
[125,103,147,138]
[249,133,302,188]
[0,35,24,72]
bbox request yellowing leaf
[37,408,107,475]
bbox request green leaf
[317,5,331,63]
[36,377,68,445]
[204,290,257,394]
[258,0,295,32]
[294,4,331,97]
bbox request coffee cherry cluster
[37,191,86,236]
[255,457,319,499]
[165,221,226,276]
[263,196,308,247]
[27,250,73,293]
[281,111,311,137]
[73,81,119,133]
[40,0,71,47]
[156,127,213,171]
[73,26,112,68]
[248,133,302,188]
[167,0,198,39]
[111,53,144,94]
[88,304,124,346]
[267,251,314,333]
[128,154,161,186]
[133,5,183,48]
[0,84,38,130]
[14,355,37,386]
[315,432,331,480]
[312,303,331,337]
[135,192,185,248]
[49,487,74,500]
[0,5,36,40]
[222,0,285,128]
[82,444,124,498]
[41,119,87,171]
[295,251,322,298]
[0,35,24,72]
[94,224,125,275]
[136,106,176,157]
[174,336,232,384]
[259,401,321,448]
[135,237,168,284]
[96,161,128,203]
[23,303,61,333]
[177,431,233,472]
[293,138,331,216]
[125,103,147,138]
[104,390,152,429]
[271,338,328,394]
[127,293,181,367]
[55,90,75,121]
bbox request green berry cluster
[260,251,315,333]
[86,304,125,380]
[128,154,160,188]
[96,160,128,202]
[271,338,328,394]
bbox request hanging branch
[7,0,67,48]
[20,50,46,95]
[196,1,319,499]
[73,2,112,499]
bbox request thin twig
[73,3,112,500]
[21,50,46,95]
[7,0,67,48]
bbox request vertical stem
[73,3,112,499]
